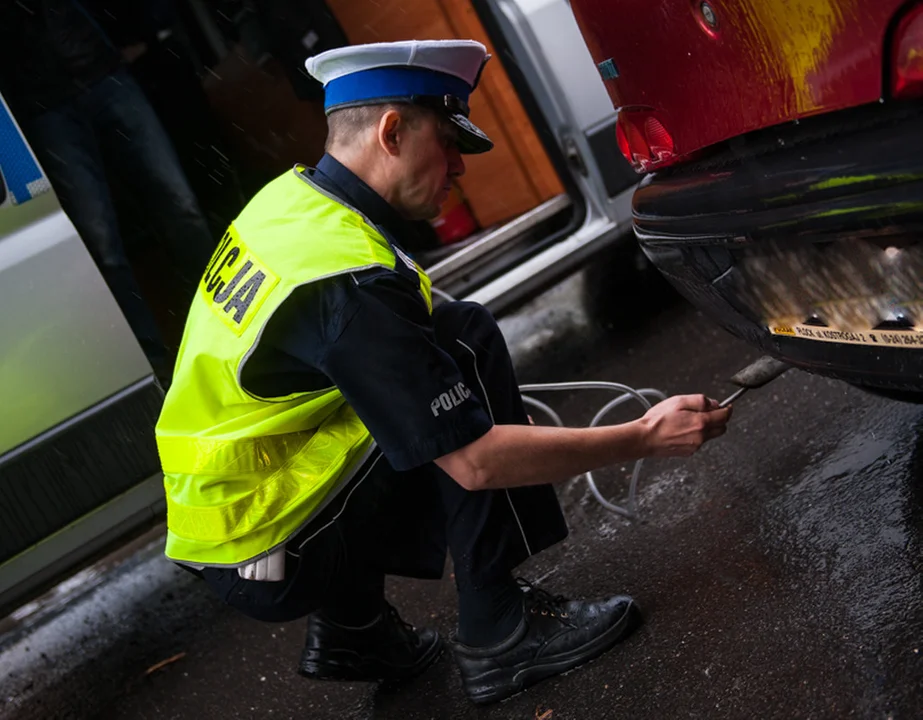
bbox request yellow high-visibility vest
[155,165,433,567]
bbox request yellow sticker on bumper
[769,324,923,348]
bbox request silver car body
[0,95,164,611]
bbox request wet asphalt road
[2,271,922,720]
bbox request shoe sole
[298,633,444,684]
[463,601,642,705]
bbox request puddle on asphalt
[762,407,923,637]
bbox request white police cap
[305,40,493,154]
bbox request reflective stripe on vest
[155,166,432,566]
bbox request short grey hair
[325,103,431,151]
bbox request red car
[571,0,923,401]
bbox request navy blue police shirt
[239,154,494,471]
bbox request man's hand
[639,394,732,457]
[438,394,732,491]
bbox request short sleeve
[317,269,493,470]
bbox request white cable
[431,285,667,518]
[430,286,457,304]
[519,382,666,518]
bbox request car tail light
[615,110,676,173]
[644,116,674,158]
[616,120,631,164]
[892,4,923,98]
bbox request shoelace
[516,578,576,626]
[384,601,417,636]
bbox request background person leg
[24,102,168,371]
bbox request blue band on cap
[324,66,471,112]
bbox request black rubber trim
[640,99,923,185]
[634,102,923,240]
[587,118,637,197]
[0,378,164,564]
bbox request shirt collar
[314,153,408,233]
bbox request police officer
[155,39,732,705]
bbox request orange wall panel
[438,0,564,203]
[326,0,564,228]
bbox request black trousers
[200,302,568,623]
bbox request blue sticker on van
[0,96,50,205]
[597,59,620,81]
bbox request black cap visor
[448,112,493,154]
[412,94,493,154]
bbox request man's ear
[377,109,403,157]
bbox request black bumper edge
[633,101,923,242]
[0,377,164,565]
[628,102,923,395]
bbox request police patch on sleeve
[200,225,279,336]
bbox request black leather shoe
[298,602,443,684]
[452,582,642,704]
